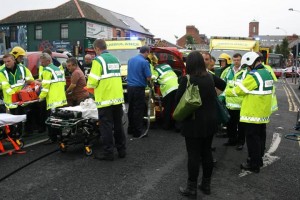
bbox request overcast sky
[1,0,300,43]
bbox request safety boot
[198,177,211,195]
[179,180,197,199]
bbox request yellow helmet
[218,53,232,65]
[10,46,26,59]
[148,53,158,66]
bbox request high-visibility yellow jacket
[152,64,178,97]
[263,63,278,112]
[224,66,248,110]
[0,64,33,108]
[225,64,274,124]
[39,63,67,110]
[87,51,124,108]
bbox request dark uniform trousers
[47,109,61,141]
[127,86,145,137]
[244,123,266,168]
[10,105,34,134]
[98,104,126,156]
[227,109,245,145]
[162,89,177,129]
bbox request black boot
[198,177,211,195]
[179,180,197,199]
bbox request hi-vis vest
[225,65,273,124]
[39,64,67,110]
[263,64,278,113]
[224,67,248,110]
[87,52,124,108]
[39,65,65,80]
[152,64,178,97]
[0,64,33,108]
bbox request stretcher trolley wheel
[16,139,24,148]
[59,142,67,152]
[85,146,93,156]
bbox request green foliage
[186,35,195,44]
[280,38,290,59]
[275,44,281,54]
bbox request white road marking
[0,138,48,156]
[239,132,282,177]
[24,138,49,148]
[283,85,293,112]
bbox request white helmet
[241,52,259,66]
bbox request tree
[186,35,195,50]
[275,44,281,54]
[280,38,289,59]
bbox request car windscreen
[210,49,248,61]
[109,49,139,65]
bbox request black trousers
[162,90,177,129]
[127,86,145,137]
[10,105,33,134]
[227,109,245,145]
[46,109,62,141]
[244,123,266,168]
[185,135,214,182]
[98,104,126,155]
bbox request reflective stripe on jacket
[39,64,67,110]
[152,64,178,97]
[225,64,273,124]
[87,52,124,108]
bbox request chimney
[249,20,259,37]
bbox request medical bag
[18,83,40,102]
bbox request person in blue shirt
[127,46,152,138]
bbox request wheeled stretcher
[45,104,100,156]
[0,113,26,154]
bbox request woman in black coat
[178,51,226,198]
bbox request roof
[0,0,152,36]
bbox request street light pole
[275,27,287,36]
[288,8,300,13]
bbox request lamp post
[288,8,300,13]
[275,27,287,36]
[288,8,300,84]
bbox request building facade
[0,0,154,55]
[176,25,209,51]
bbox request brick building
[176,25,208,51]
[0,0,154,55]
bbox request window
[252,26,256,33]
[10,26,17,42]
[35,25,42,40]
[116,29,121,37]
[125,31,130,37]
[60,24,68,39]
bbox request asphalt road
[0,77,299,200]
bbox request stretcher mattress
[0,114,26,126]
[60,106,98,119]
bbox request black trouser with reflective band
[127,86,145,137]
[227,109,245,145]
[47,109,61,141]
[244,123,266,168]
[185,136,214,182]
[98,104,126,155]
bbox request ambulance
[105,37,146,91]
[210,36,260,60]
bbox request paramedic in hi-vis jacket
[225,52,274,173]
[38,53,67,144]
[87,39,126,161]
